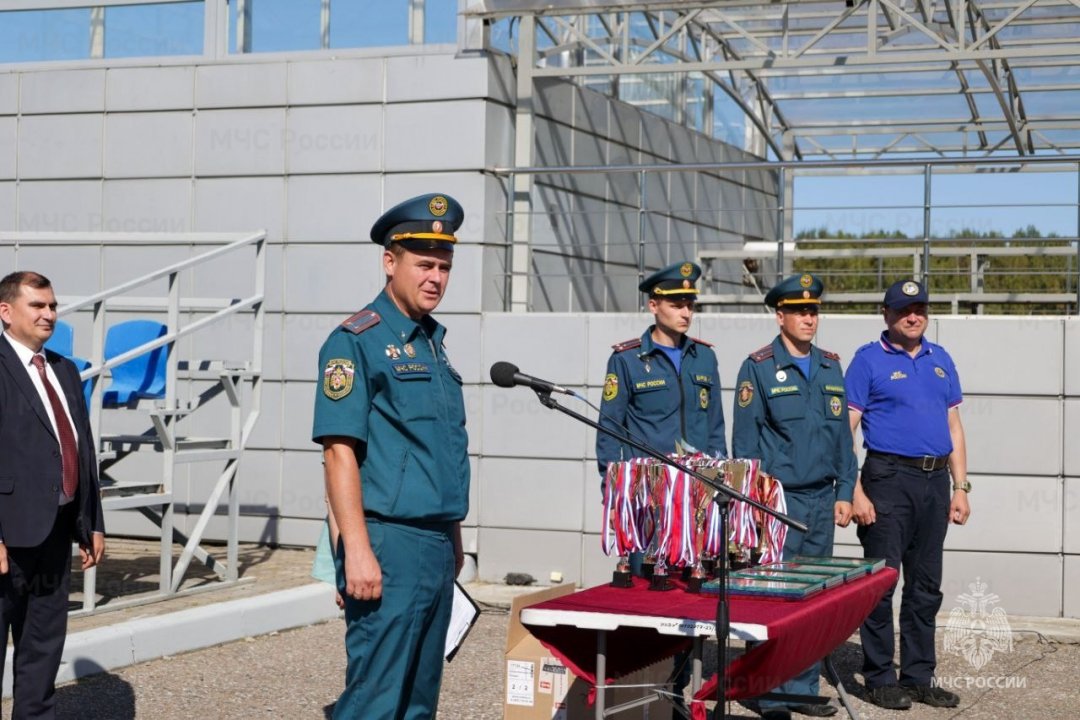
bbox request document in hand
[445,581,481,662]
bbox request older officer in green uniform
[312,193,469,720]
[597,261,727,481]
[732,273,856,720]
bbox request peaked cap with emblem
[764,272,824,309]
[370,192,464,252]
[639,261,701,298]
[882,278,929,309]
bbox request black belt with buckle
[868,450,950,472]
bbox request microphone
[489,361,576,396]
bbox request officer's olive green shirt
[312,289,469,522]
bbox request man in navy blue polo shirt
[844,279,971,711]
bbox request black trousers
[0,506,74,720]
[856,453,950,690]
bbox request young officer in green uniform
[312,193,469,720]
[596,261,726,710]
[731,273,857,720]
[596,261,727,481]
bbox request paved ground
[4,540,1077,719]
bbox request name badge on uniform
[392,362,431,376]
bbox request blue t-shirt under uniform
[844,332,963,458]
[656,343,682,375]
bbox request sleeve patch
[323,358,355,399]
[602,373,619,401]
[737,380,754,407]
[341,310,380,335]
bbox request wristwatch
[952,481,972,493]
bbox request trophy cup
[611,555,633,588]
[646,466,674,591]
[684,471,714,593]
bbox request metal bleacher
[4,230,266,614]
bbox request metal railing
[1,230,266,613]
[491,154,1080,314]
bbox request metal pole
[637,170,647,312]
[777,165,786,282]
[922,164,932,284]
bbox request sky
[0,0,1074,240]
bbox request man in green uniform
[596,261,726,709]
[312,193,469,720]
[731,273,857,720]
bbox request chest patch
[392,362,431,376]
[829,395,842,416]
[324,359,354,400]
[769,385,799,396]
[635,379,667,391]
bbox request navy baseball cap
[370,193,463,252]
[764,273,823,309]
[639,261,701,298]
[883,279,929,309]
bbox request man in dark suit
[0,271,105,718]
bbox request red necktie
[31,354,79,499]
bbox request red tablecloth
[521,568,897,715]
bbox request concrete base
[2,583,341,699]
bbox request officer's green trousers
[333,518,455,720]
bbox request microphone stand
[529,390,807,720]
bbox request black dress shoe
[866,685,912,710]
[760,709,792,720]
[904,684,959,708]
[791,703,838,717]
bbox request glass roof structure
[464,0,1080,160]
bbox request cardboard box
[504,584,672,720]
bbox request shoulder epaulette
[341,309,380,335]
[689,335,713,348]
[611,338,642,353]
[822,349,841,361]
[749,345,773,363]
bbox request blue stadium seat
[102,320,169,407]
[45,320,74,357]
[69,356,93,408]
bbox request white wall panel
[21,69,105,113]
[386,54,491,102]
[1064,477,1080,554]
[1065,318,1080,397]
[482,314,589,385]
[102,178,192,233]
[945,474,1061,553]
[18,114,103,179]
[937,316,1062,396]
[281,243,381,314]
[287,58,384,105]
[193,176,285,242]
[104,112,193,178]
[439,314,483,385]
[195,63,287,108]
[0,182,14,230]
[0,117,15,180]
[17,180,102,231]
[1065,556,1080,619]
[478,457,584,531]
[281,313,344,383]
[194,109,287,176]
[282,380,318,451]
[942,552,1061,618]
[286,174,381,243]
[383,99,488,172]
[478,527,582,585]
[0,75,17,114]
[106,66,195,111]
[479,385,588,459]
[280,450,326,520]
[960,396,1060,476]
[285,105,382,174]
